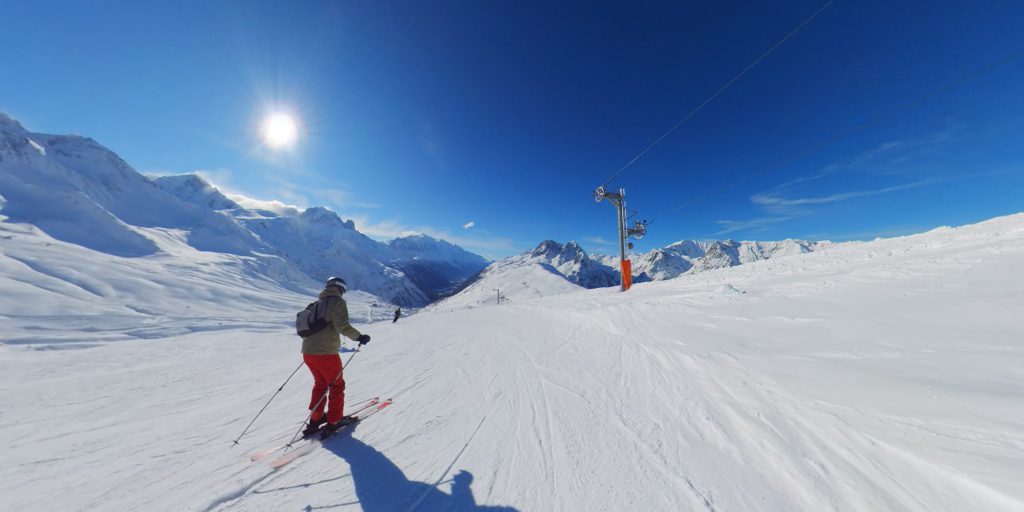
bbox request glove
[357,334,371,346]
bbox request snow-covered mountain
[154,173,241,211]
[232,205,433,307]
[387,234,489,301]
[520,240,619,288]
[0,113,267,259]
[0,113,488,306]
[596,238,829,282]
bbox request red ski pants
[303,354,345,424]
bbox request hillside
[2,213,1022,511]
[429,261,583,311]
[0,215,398,348]
[0,113,488,306]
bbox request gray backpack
[296,298,331,337]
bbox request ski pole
[284,346,361,449]
[231,361,305,447]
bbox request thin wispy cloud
[150,169,305,215]
[182,171,378,218]
[227,194,303,216]
[772,129,957,190]
[714,129,955,237]
[751,180,934,210]
[720,181,935,236]
[348,217,422,239]
[715,216,793,235]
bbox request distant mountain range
[434,238,829,310]
[0,113,487,307]
[595,238,830,281]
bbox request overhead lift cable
[595,0,836,191]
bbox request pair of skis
[249,397,393,469]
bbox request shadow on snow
[303,424,518,511]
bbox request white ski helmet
[325,276,347,293]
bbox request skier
[301,276,371,438]
[392,307,401,323]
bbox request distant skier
[299,277,370,438]
[392,307,401,323]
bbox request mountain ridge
[439,237,830,310]
[0,114,487,306]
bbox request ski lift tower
[594,187,647,291]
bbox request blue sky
[2,1,1023,258]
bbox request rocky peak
[530,240,586,263]
[300,206,342,225]
[530,240,562,258]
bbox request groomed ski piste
[2,213,1023,511]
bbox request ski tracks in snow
[406,416,487,511]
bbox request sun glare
[261,113,299,150]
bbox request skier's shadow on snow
[307,424,518,511]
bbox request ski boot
[302,416,327,438]
[320,416,359,440]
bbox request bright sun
[261,113,299,150]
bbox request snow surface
[2,213,1023,511]
[429,261,583,312]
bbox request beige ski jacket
[300,287,363,355]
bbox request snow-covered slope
[153,174,241,211]
[0,216,397,349]
[429,260,582,311]
[2,213,1022,511]
[430,240,614,310]
[0,114,488,305]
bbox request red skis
[269,398,394,469]
[248,397,382,463]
